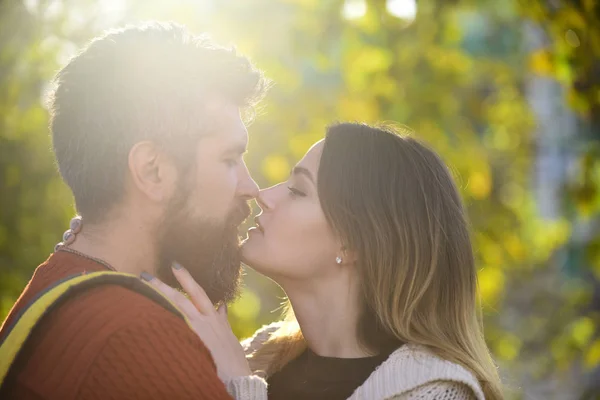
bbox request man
[0,22,269,399]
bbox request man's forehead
[200,101,248,144]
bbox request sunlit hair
[249,123,503,399]
[48,22,269,222]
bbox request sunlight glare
[342,0,367,20]
[23,0,39,14]
[386,0,417,21]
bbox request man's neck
[280,273,369,359]
[68,216,158,277]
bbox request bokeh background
[1,0,600,398]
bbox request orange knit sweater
[0,251,233,400]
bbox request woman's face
[241,140,341,282]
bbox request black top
[267,347,392,400]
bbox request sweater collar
[346,344,485,400]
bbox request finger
[217,303,229,323]
[142,273,204,319]
[218,304,235,331]
[144,274,185,303]
[172,263,215,315]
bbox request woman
[151,122,503,399]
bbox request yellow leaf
[570,317,595,348]
[585,339,600,369]
[338,95,379,122]
[504,234,525,262]
[560,7,587,30]
[289,135,315,160]
[357,6,380,33]
[551,336,574,370]
[529,49,554,76]
[583,0,596,13]
[229,288,261,322]
[468,170,491,199]
[495,334,521,361]
[478,267,504,304]
[480,239,504,266]
[533,220,571,257]
[262,154,290,184]
[565,30,580,48]
[345,46,393,83]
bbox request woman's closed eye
[287,186,306,198]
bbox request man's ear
[128,141,177,203]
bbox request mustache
[228,200,252,228]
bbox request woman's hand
[145,265,252,382]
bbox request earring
[336,256,342,264]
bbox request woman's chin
[240,235,283,279]
[241,250,277,281]
[240,239,261,269]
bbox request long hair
[250,122,503,399]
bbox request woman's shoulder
[349,344,485,400]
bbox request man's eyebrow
[291,166,315,184]
[222,143,248,155]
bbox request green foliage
[0,0,79,319]
[519,0,600,394]
[521,0,600,118]
[1,0,599,397]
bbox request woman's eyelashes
[287,186,306,198]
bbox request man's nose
[256,184,282,212]
[238,164,259,200]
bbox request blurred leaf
[467,170,492,199]
[495,333,521,361]
[570,317,595,348]
[584,339,600,370]
[478,267,505,305]
[529,49,554,77]
[261,154,291,184]
[230,288,261,322]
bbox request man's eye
[224,159,238,167]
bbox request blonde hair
[250,123,503,399]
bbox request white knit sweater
[224,324,484,400]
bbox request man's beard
[156,187,251,305]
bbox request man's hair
[49,22,268,222]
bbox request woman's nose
[256,185,279,212]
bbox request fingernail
[172,262,184,270]
[140,272,154,282]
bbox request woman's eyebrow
[291,166,315,184]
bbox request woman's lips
[249,217,264,234]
